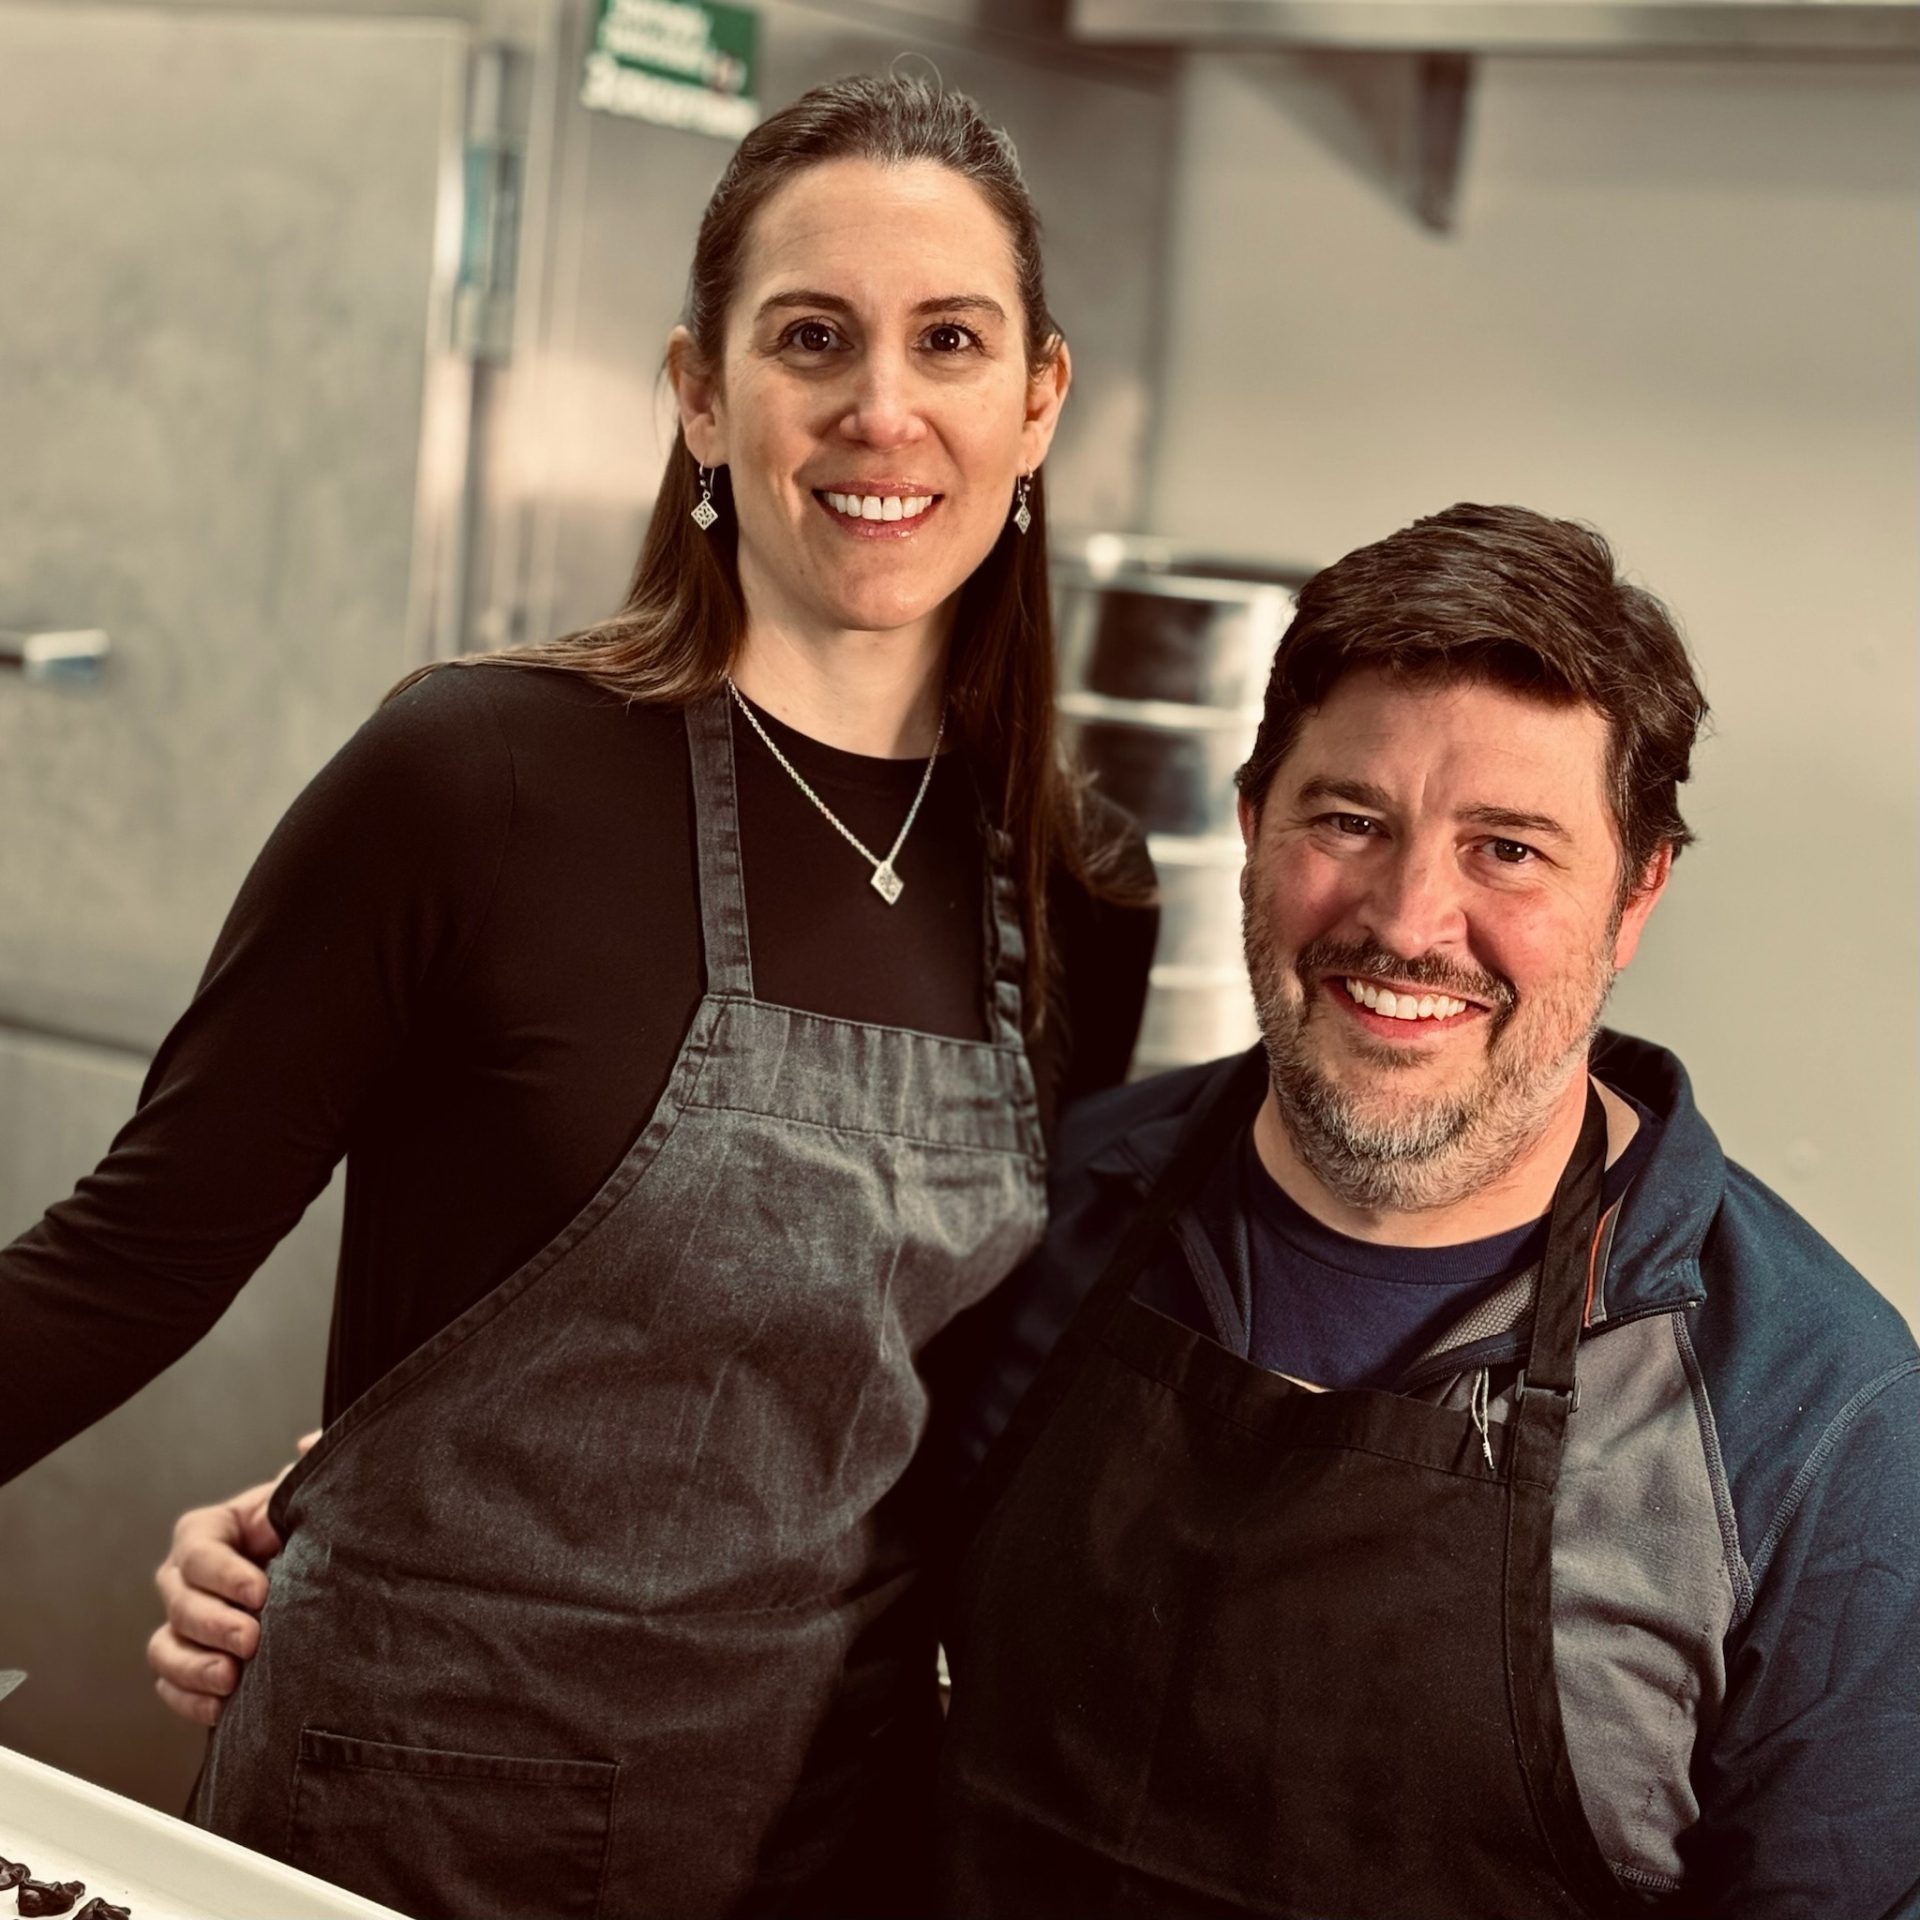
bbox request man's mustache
[1291,936,1515,1014]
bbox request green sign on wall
[582,0,759,140]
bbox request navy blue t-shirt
[1191,1090,1659,1389]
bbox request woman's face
[674,157,1069,653]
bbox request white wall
[1150,52,1920,1317]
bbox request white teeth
[1343,977,1468,1022]
[824,491,934,521]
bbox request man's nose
[1356,843,1468,960]
[837,350,928,450]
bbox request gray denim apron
[196,688,1046,1920]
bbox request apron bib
[935,1051,1643,1919]
[198,689,1046,1920]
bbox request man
[930,504,1920,1919]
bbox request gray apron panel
[199,688,1045,1919]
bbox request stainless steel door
[0,1,468,1810]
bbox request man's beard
[1243,906,1619,1216]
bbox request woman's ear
[1019,337,1071,473]
[668,326,725,467]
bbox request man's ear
[1612,843,1674,970]
[668,326,725,467]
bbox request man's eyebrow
[753,289,1009,324]
[1295,778,1393,812]
[1458,805,1571,842]
[1293,779,1571,842]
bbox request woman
[0,75,1155,1919]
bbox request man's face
[1239,669,1666,1214]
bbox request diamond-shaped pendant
[1013,499,1032,535]
[690,498,718,531]
[871,862,904,905]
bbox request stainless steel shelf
[1071,0,1920,55]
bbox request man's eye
[781,320,843,353]
[922,323,982,354]
[1329,813,1379,837]
[1485,838,1536,865]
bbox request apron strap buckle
[1514,1368,1580,1415]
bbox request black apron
[934,1051,1643,1919]
[196,690,1047,1919]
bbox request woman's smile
[813,485,945,536]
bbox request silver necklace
[725,678,945,905]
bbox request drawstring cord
[1470,1366,1495,1472]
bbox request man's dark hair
[1235,503,1711,894]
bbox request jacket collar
[1087,1031,1722,1322]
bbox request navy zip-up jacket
[929,1029,1920,1915]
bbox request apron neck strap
[978,817,1028,1052]
[1085,1047,1271,1324]
[685,688,755,999]
[1517,1080,1609,1399]
[952,747,1028,1052]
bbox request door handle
[0,629,111,685]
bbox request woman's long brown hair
[397,74,1137,1036]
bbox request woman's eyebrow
[752,289,1008,324]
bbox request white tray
[0,1746,404,1920]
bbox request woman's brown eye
[793,322,835,352]
[927,325,971,352]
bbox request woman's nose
[837,351,927,450]
[1357,845,1468,960]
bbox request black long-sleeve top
[0,665,1157,1483]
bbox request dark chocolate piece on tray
[74,1901,131,1920]
[17,1879,85,1916]
[0,1855,30,1889]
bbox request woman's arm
[0,670,512,1484]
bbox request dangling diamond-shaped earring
[1012,471,1033,536]
[691,464,719,531]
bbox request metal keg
[1054,544,1307,1076]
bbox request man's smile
[1322,975,1488,1038]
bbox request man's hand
[147,1433,317,1727]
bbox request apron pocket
[287,1726,617,1920]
